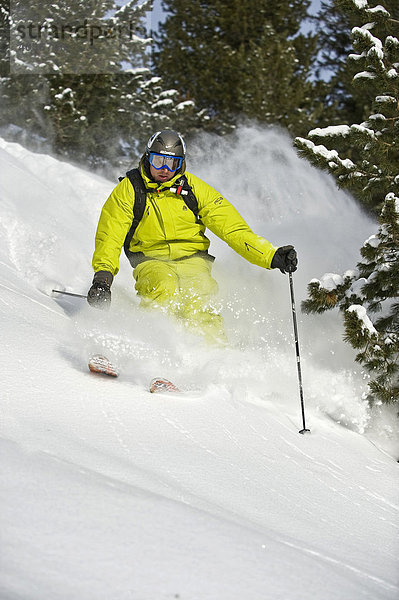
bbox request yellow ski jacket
[92,167,277,276]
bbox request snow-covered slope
[0,129,398,600]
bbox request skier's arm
[189,174,277,269]
[92,178,134,276]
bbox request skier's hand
[87,271,113,309]
[271,245,298,274]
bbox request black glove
[271,245,298,274]
[87,270,113,309]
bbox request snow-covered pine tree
[116,72,208,172]
[0,0,9,76]
[296,0,399,212]
[2,0,201,172]
[8,0,151,75]
[296,0,399,407]
[313,0,371,128]
[153,0,318,135]
[313,0,398,130]
[2,0,151,162]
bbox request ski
[149,377,181,394]
[88,354,119,378]
[88,356,180,393]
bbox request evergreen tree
[2,0,149,160]
[314,0,399,128]
[296,0,399,213]
[313,0,370,127]
[302,194,399,406]
[0,0,10,77]
[296,1,399,407]
[116,71,208,171]
[153,0,319,135]
[1,0,201,172]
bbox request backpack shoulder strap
[122,168,147,257]
[171,175,199,218]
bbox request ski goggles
[149,152,183,172]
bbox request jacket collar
[140,164,184,192]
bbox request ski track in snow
[0,279,68,318]
[0,130,398,600]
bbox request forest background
[1,0,384,179]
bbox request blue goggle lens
[149,152,183,172]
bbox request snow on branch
[350,0,391,20]
[313,273,345,291]
[352,26,384,59]
[366,5,391,19]
[296,137,357,175]
[308,125,350,138]
[347,305,378,335]
[176,100,195,110]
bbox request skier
[87,129,297,344]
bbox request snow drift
[0,127,398,600]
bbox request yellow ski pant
[133,256,226,344]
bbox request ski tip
[88,355,119,378]
[150,378,180,394]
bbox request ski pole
[288,271,310,435]
[52,289,87,299]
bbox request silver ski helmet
[145,130,186,174]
